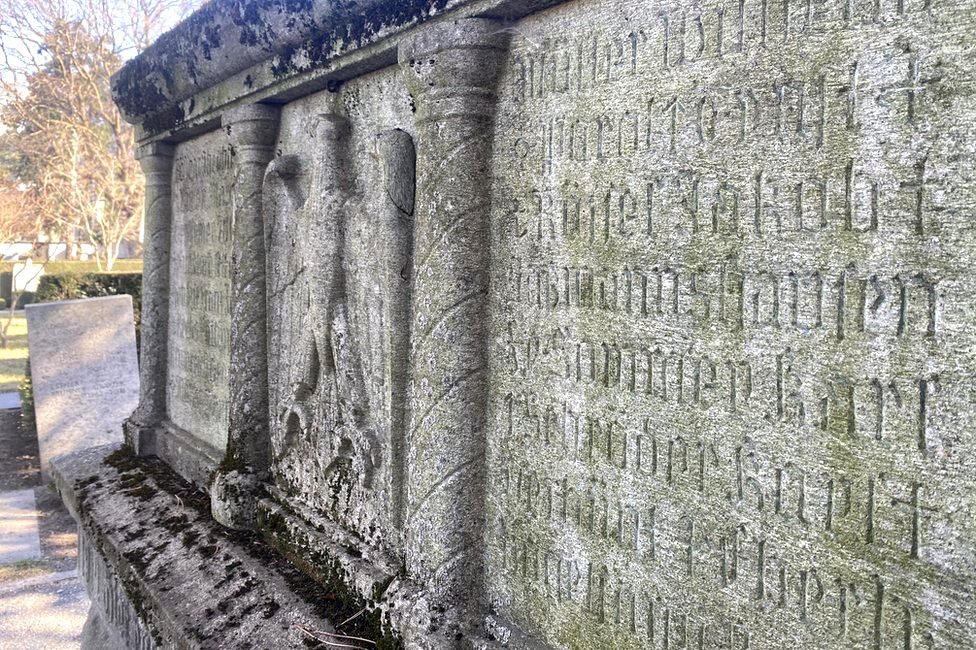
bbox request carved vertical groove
[378,128,417,536]
[399,19,510,612]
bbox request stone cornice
[111,0,569,139]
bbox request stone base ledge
[157,421,221,489]
[256,496,546,650]
[51,444,394,649]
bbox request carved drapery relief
[265,113,416,546]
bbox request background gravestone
[26,295,138,479]
[11,261,44,295]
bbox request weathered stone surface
[165,130,234,459]
[484,0,976,647]
[26,296,138,479]
[265,73,417,555]
[80,608,127,650]
[397,17,510,626]
[75,0,976,648]
[210,103,280,530]
[110,0,465,128]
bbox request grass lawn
[0,259,143,274]
[0,315,28,393]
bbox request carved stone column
[211,104,280,530]
[398,19,510,616]
[124,141,175,456]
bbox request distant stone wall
[57,0,976,647]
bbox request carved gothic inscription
[167,132,234,453]
[487,0,976,647]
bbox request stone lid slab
[111,0,465,127]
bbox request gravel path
[0,571,88,650]
[0,407,86,648]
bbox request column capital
[398,18,510,122]
[136,141,175,174]
[223,103,280,159]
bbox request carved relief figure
[264,112,415,531]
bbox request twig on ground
[337,606,368,629]
[293,624,371,650]
[321,630,376,646]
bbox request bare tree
[0,0,199,271]
[0,183,43,347]
[0,185,40,242]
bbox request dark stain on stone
[202,23,222,60]
[181,530,199,548]
[261,599,281,619]
[141,102,188,139]
[256,508,403,649]
[76,475,99,489]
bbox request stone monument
[12,260,44,295]
[51,0,976,648]
[26,295,137,479]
